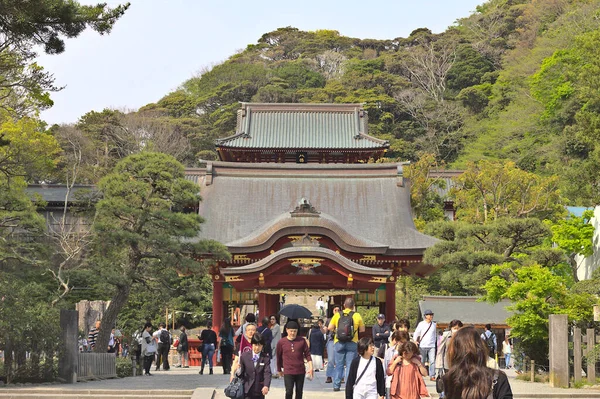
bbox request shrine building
[192,103,439,329]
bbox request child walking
[346,337,386,399]
[388,341,430,399]
[232,332,272,399]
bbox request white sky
[38,0,484,125]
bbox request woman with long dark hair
[220,318,235,374]
[443,326,513,399]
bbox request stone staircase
[0,388,198,399]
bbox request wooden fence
[572,327,599,384]
[77,353,117,381]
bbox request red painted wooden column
[385,281,396,322]
[212,279,223,333]
[266,294,278,319]
[258,293,268,322]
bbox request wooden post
[212,279,224,335]
[385,281,396,323]
[574,327,582,384]
[587,328,596,384]
[548,314,569,387]
[530,360,535,382]
[258,293,267,323]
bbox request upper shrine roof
[215,103,389,150]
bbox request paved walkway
[4,366,598,398]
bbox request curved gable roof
[195,162,438,253]
[221,247,392,276]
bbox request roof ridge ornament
[290,198,320,217]
[291,234,321,248]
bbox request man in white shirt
[413,309,436,380]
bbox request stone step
[0,389,196,399]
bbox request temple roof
[25,184,96,204]
[216,103,389,150]
[220,247,392,276]
[194,161,438,254]
[418,296,513,327]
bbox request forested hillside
[59,0,600,206]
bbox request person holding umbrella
[276,320,313,399]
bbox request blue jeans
[202,343,215,370]
[334,341,357,389]
[505,353,511,368]
[419,346,436,377]
[326,340,336,378]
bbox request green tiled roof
[216,103,389,150]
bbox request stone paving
[4,365,598,398]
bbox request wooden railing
[77,353,117,381]
[572,327,599,385]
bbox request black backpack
[336,311,355,342]
[485,332,495,355]
[160,329,171,345]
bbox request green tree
[90,152,229,351]
[424,217,552,295]
[404,153,446,229]
[548,210,595,282]
[483,263,595,363]
[0,0,129,114]
[453,160,564,223]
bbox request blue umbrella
[278,304,313,319]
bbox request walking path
[1,366,599,398]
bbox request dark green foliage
[0,0,130,54]
[446,44,495,92]
[89,152,229,352]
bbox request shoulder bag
[224,376,244,399]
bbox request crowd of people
[86,302,515,399]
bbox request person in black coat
[232,332,272,399]
[308,323,325,370]
[346,337,385,399]
[177,326,189,368]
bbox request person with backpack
[481,324,497,359]
[327,297,366,392]
[154,322,171,371]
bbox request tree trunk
[94,283,131,353]
[569,254,580,283]
[4,338,13,384]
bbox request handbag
[224,376,244,399]
[436,371,444,393]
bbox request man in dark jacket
[234,332,272,399]
[308,323,325,370]
[257,317,273,356]
[372,314,390,356]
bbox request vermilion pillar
[266,294,279,320]
[212,279,223,333]
[258,293,268,322]
[385,281,396,322]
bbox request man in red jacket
[276,321,313,399]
